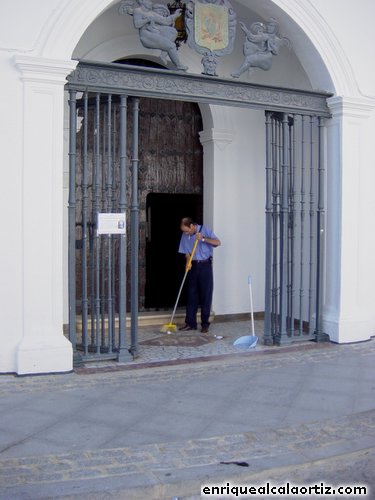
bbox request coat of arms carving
[186,0,236,76]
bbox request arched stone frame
[12,0,373,374]
[33,0,357,93]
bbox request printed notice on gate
[97,213,126,235]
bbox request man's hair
[181,217,195,227]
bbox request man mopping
[178,217,221,334]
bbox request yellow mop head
[160,323,177,334]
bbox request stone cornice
[199,129,234,150]
[14,55,78,84]
[67,60,332,117]
[327,95,375,120]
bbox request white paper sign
[97,213,126,235]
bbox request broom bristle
[160,323,177,333]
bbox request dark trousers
[185,261,213,329]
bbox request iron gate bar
[118,95,132,361]
[271,117,277,341]
[277,113,291,345]
[298,115,306,336]
[130,98,140,355]
[287,115,296,337]
[272,117,281,341]
[82,91,89,355]
[111,101,118,350]
[290,116,297,336]
[106,95,114,354]
[66,61,332,117]
[94,93,101,353]
[101,107,106,349]
[308,116,315,335]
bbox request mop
[160,238,199,334]
[233,276,258,348]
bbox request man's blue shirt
[178,224,218,260]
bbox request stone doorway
[137,98,203,311]
[73,93,203,314]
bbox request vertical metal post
[94,93,101,353]
[68,90,82,365]
[100,114,106,349]
[89,97,96,346]
[298,115,306,336]
[263,112,273,345]
[308,116,315,335]
[271,117,280,341]
[106,95,113,353]
[82,92,89,355]
[118,95,132,361]
[287,115,296,337]
[314,117,329,342]
[276,113,291,345]
[111,108,117,348]
[130,98,140,354]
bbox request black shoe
[201,326,209,334]
[179,324,196,331]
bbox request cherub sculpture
[231,19,289,78]
[119,0,188,71]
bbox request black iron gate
[66,62,331,362]
[263,112,329,345]
[68,92,137,362]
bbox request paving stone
[0,325,374,499]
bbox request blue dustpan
[233,276,258,349]
[233,335,258,349]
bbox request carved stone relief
[118,0,291,78]
[185,0,237,76]
[119,0,188,71]
[232,19,289,78]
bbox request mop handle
[248,275,255,336]
[169,239,199,325]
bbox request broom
[233,276,258,348]
[161,238,199,333]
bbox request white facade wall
[0,0,374,374]
[199,107,266,316]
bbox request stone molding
[199,129,234,150]
[14,55,77,84]
[67,61,332,116]
[327,95,375,120]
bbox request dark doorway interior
[145,193,203,309]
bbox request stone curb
[0,410,374,499]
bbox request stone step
[75,310,186,331]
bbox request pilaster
[199,128,234,223]
[13,55,77,374]
[324,95,375,343]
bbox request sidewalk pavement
[0,320,374,499]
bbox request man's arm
[196,232,221,247]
